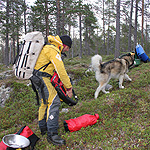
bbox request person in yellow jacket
[31,35,73,146]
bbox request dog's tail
[91,54,102,72]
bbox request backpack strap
[30,62,51,105]
[30,79,40,106]
[37,61,51,72]
[16,125,26,135]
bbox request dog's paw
[94,93,98,99]
[119,86,124,89]
[102,90,110,94]
[128,78,132,81]
[94,95,98,99]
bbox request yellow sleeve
[45,46,72,89]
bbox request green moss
[0,55,150,149]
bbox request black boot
[47,132,66,146]
[40,127,47,136]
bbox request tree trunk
[79,12,82,58]
[68,25,71,58]
[17,30,19,55]
[9,41,12,64]
[5,0,10,66]
[45,0,49,37]
[13,38,16,63]
[95,29,98,54]
[62,1,65,35]
[145,19,148,52]
[134,0,138,48]
[102,0,106,55]
[2,45,4,63]
[128,0,133,52]
[107,26,110,55]
[115,0,120,58]
[87,27,91,55]
[107,2,111,55]
[24,0,27,34]
[72,27,75,58]
[141,0,144,46]
[56,0,60,35]
[85,26,88,56]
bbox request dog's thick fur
[91,53,135,99]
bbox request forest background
[0,0,150,66]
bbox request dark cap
[60,35,72,48]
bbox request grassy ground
[0,55,150,150]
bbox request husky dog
[85,64,113,91]
[91,52,135,99]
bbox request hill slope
[0,55,150,150]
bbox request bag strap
[30,79,40,106]
[37,61,51,72]
[16,125,26,135]
[72,89,79,104]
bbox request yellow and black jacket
[34,35,72,90]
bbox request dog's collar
[123,58,130,66]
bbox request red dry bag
[50,71,78,106]
[64,114,99,132]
